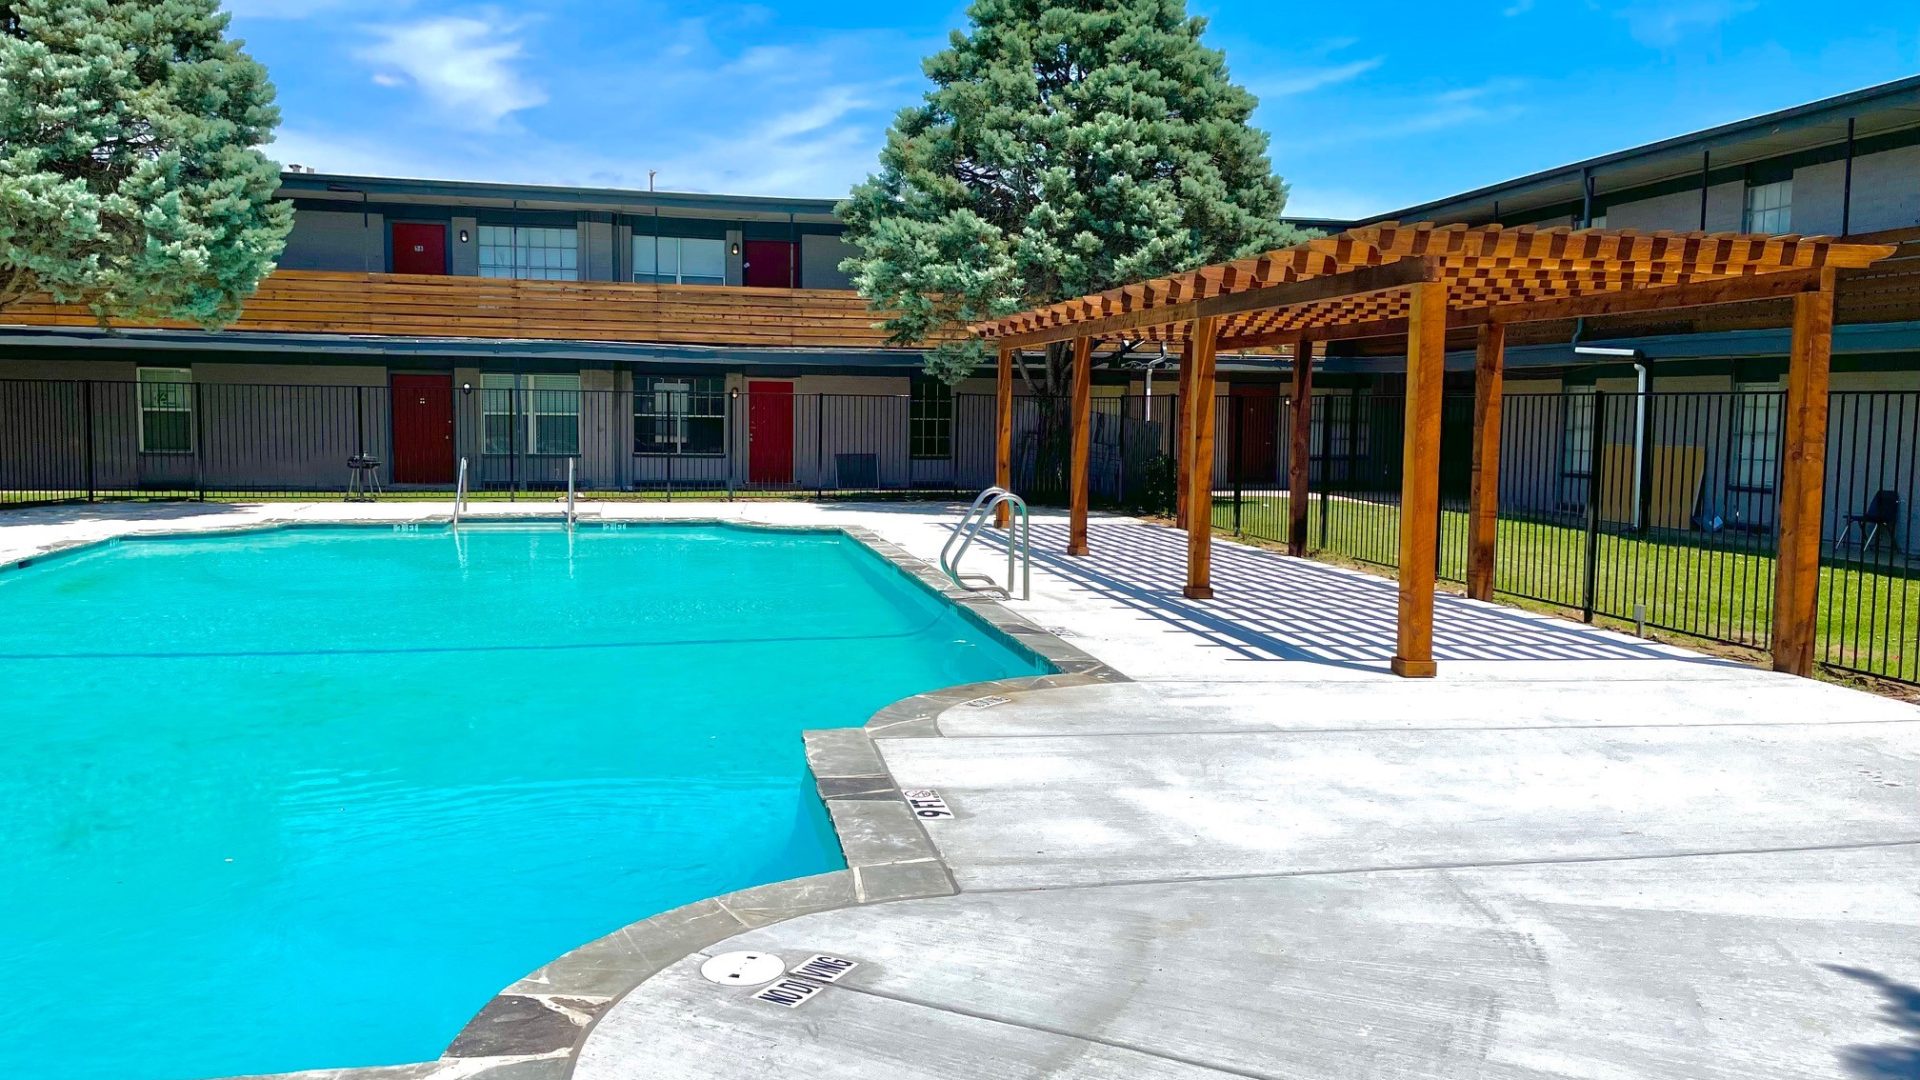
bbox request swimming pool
[0,522,1047,1080]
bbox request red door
[748,381,794,484]
[391,373,455,484]
[1231,385,1280,483]
[391,223,447,275]
[742,240,795,288]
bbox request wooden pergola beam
[1215,265,1840,350]
[1771,269,1839,675]
[1184,315,1221,598]
[994,343,1014,529]
[986,257,1441,350]
[1392,281,1448,678]
[1067,334,1094,557]
[1288,338,1313,556]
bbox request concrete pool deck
[5,500,1918,1080]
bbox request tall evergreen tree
[0,0,292,328]
[839,0,1304,390]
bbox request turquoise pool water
[0,523,1046,1080]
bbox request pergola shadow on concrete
[976,223,1898,678]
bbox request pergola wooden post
[1287,338,1314,556]
[1175,337,1197,530]
[1771,269,1839,675]
[1183,316,1221,598]
[1465,323,1506,600]
[1391,281,1448,678]
[970,224,1893,680]
[1067,335,1094,557]
[994,344,1014,529]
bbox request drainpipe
[1699,150,1710,231]
[1573,166,1596,347]
[1631,360,1647,530]
[1842,117,1856,236]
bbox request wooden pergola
[975,222,1898,678]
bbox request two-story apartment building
[0,171,1294,501]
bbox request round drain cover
[700,951,785,986]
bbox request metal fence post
[193,381,206,501]
[1582,390,1607,623]
[815,393,825,499]
[727,389,738,500]
[82,380,96,502]
[1317,394,1333,549]
[1231,393,1243,535]
[509,386,521,502]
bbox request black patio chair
[346,454,383,502]
[1838,489,1898,550]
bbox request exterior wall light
[458,229,470,243]
[730,241,741,256]
[461,382,472,395]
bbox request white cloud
[1503,0,1534,15]
[1256,57,1383,99]
[355,15,546,129]
[1273,79,1528,153]
[1616,0,1754,48]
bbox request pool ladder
[452,457,469,526]
[940,486,1030,601]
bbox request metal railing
[940,486,1031,600]
[453,457,468,525]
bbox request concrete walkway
[569,509,1920,1080]
[5,501,1918,1079]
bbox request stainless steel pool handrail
[939,486,1030,601]
[453,457,469,526]
[566,458,577,529]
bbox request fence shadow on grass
[973,518,1735,670]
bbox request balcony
[2,270,920,350]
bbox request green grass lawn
[1213,492,1920,683]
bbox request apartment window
[1730,381,1782,492]
[137,368,194,453]
[634,375,726,455]
[480,374,582,455]
[478,225,579,280]
[1743,180,1792,234]
[909,381,953,460]
[633,236,727,285]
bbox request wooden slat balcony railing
[1,270,930,350]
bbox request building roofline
[275,171,848,220]
[1356,74,1920,225]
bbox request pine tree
[839,0,1304,390]
[0,0,292,328]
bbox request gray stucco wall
[1796,144,1920,235]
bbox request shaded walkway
[978,519,1704,667]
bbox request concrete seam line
[960,837,1920,896]
[836,983,1286,1080]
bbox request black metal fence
[7,376,1920,685]
[1206,386,1920,686]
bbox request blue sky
[230,0,1920,219]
